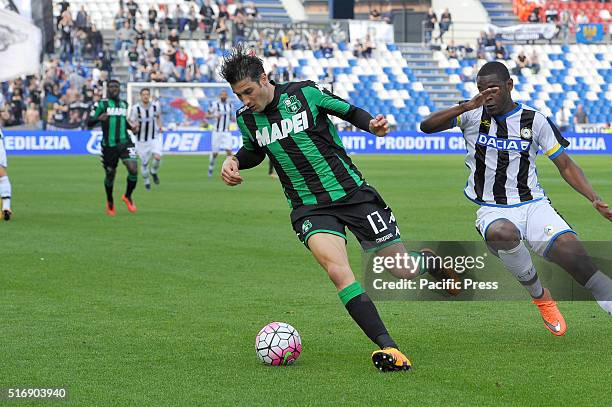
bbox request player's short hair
[477,61,510,82]
[140,87,150,94]
[108,79,121,86]
[220,44,265,85]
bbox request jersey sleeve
[534,115,570,160]
[129,105,138,122]
[455,106,477,131]
[90,100,104,119]
[303,81,351,117]
[236,112,256,151]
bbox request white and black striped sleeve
[455,107,479,131]
[534,114,569,160]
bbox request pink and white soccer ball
[255,322,302,366]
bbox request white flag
[0,8,42,82]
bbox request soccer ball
[255,322,302,366]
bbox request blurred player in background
[220,47,459,372]
[421,61,612,333]
[208,90,234,177]
[87,79,138,215]
[0,127,12,221]
[130,88,163,190]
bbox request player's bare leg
[486,219,566,335]
[0,165,12,221]
[547,233,612,315]
[121,158,138,213]
[150,153,161,185]
[308,233,411,371]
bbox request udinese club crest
[520,127,534,140]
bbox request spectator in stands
[493,41,507,60]
[576,11,589,24]
[127,46,139,81]
[245,2,260,19]
[545,7,559,23]
[148,5,158,29]
[216,17,229,50]
[173,4,188,34]
[203,46,219,81]
[200,0,216,38]
[574,104,588,125]
[160,55,178,82]
[168,28,180,47]
[555,107,571,132]
[529,51,540,74]
[116,21,135,52]
[370,9,381,21]
[24,102,40,126]
[321,36,335,58]
[100,45,114,74]
[438,8,452,42]
[514,51,529,75]
[187,5,199,38]
[58,10,73,62]
[175,46,189,81]
[234,18,247,45]
[87,25,104,59]
[559,10,574,45]
[528,7,541,23]
[0,107,15,127]
[73,28,87,61]
[424,9,437,45]
[75,6,88,30]
[446,41,458,59]
[150,63,166,82]
[115,7,127,30]
[362,35,375,58]
[50,95,69,128]
[267,64,279,83]
[126,0,140,28]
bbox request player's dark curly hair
[477,61,510,81]
[220,44,265,85]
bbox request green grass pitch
[2,154,611,406]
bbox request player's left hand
[593,198,612,221]
[369,114,389,137]
[221,156,243,186]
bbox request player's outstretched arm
[552,152,612,221]
[420,87,499,134]
[221,148,266,186]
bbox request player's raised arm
[420,87,499,134]
[86,101,106,127]
[305,82,389,136]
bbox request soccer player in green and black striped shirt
[87,80,138,216]
[219,47,459,372]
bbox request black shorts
[101,143,137,170]
[291,184,402,252]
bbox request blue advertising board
[2,130,611,155]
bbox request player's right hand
[462,87,499,111]
[221,156,243,186]
[593,198,612,221]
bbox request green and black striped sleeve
[302,81,373,132]
[235,107,266,169]
[87,100,105,127]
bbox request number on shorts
[367,211,388,235]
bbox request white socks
[0,175,11,210]
[141,163,150,185]
[151,158,161,174]
[498,241,544,299]
[585,271,612,315]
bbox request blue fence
[3,130,611,155]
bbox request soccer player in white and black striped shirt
[130,88,163,190]
[421,61,612,331]
[0,127,12,220]
[208,90,234,177]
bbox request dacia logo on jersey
[477,133,531,152]
[302,219,312,234]
[255,111,309,147]
[107,107,127,116]
[284,95,302,114]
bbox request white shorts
[135,137,163,164]
[0,137,7,168]
[475,199,575,258]
[211,131,233,153]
